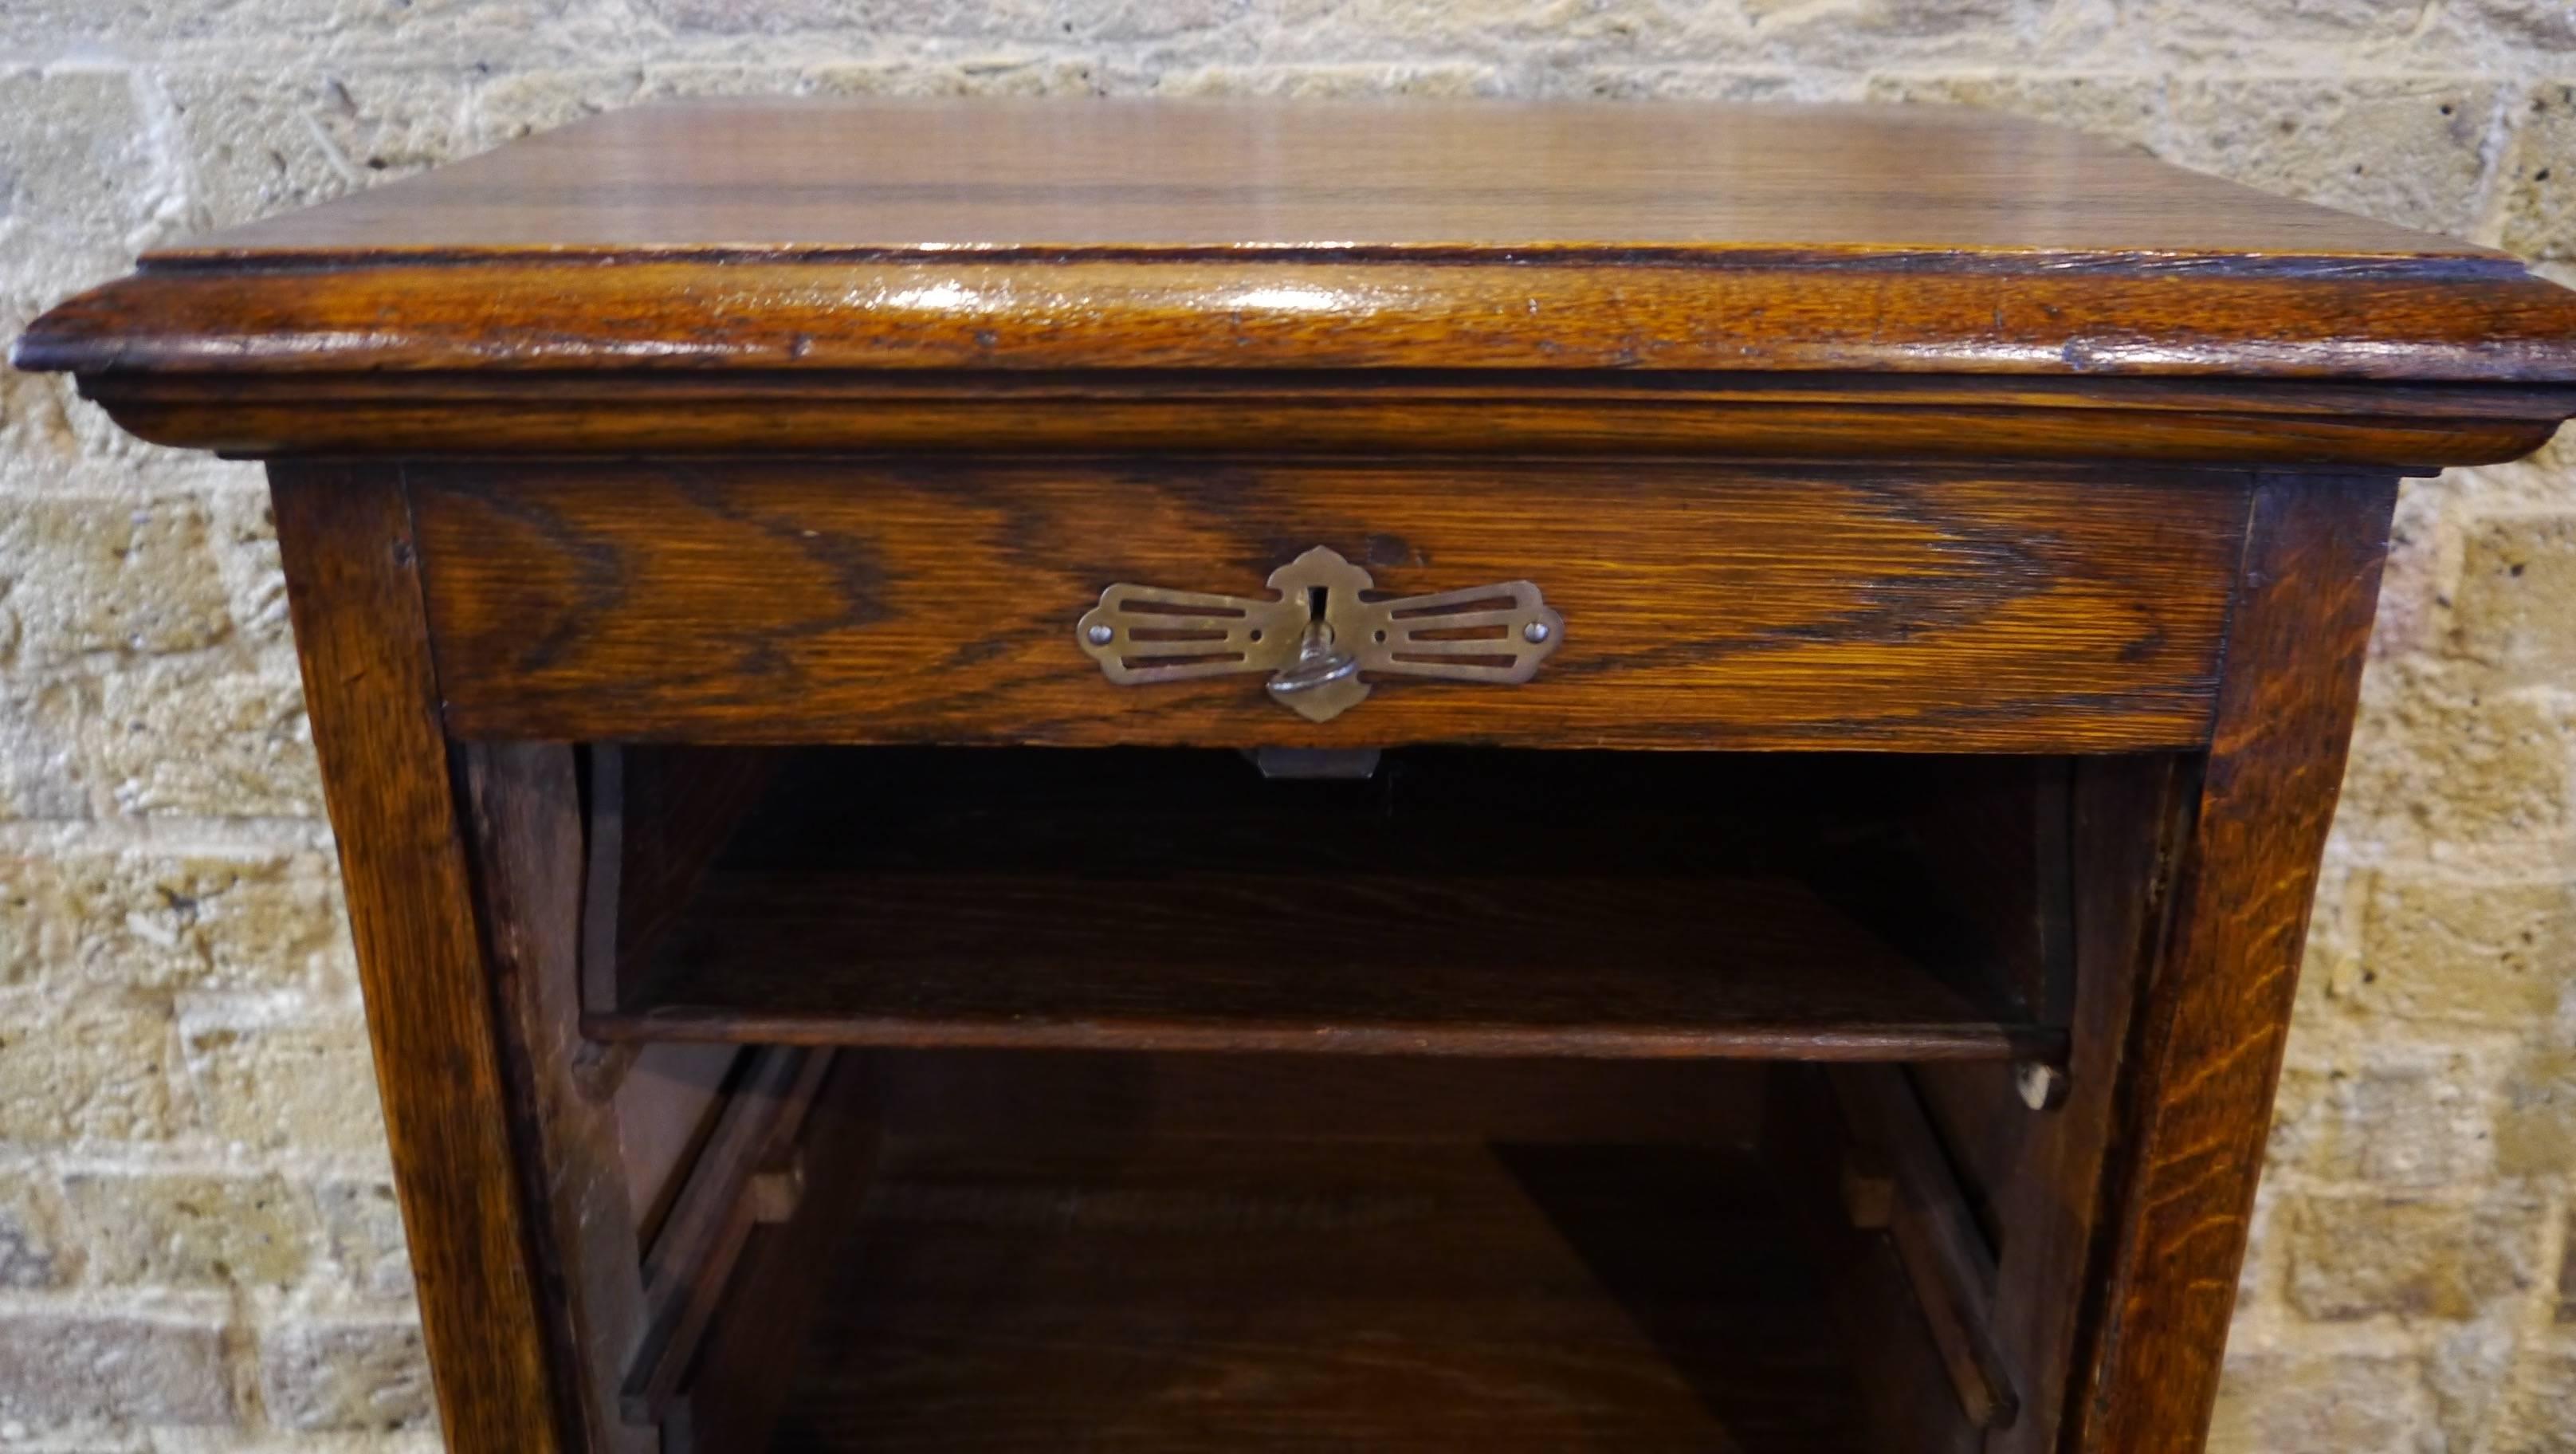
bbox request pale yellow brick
[2456,513,2576,677]
[0,1312,233,1425]
[0,1416,145,1448]
[802,57,1111,97]
[1273,0,1691,59]
[2365,473,2456,658]
[2,848,348,993]
[0,0,625,65]
[0,996,179,1143]
[315,1178,414,1301]
[257,1320,434,1432]
[0,494,234,668]
[1731,0,2042,69]
[1545,67,1858,103]
[2285,1193,2545,1321]
[63,1171,316,1287]
[180,1012,385,1157]
[2496,1341,2576,1454]
[2448,429,2576,521]
[0,1167,80,1288]
[2563,1208,2575,1324]
[163,69,474,236]
[2337,658,2570,845]
[2238,1185,2281,1305]
[2428,1322,2522,1454]
[2269,1047,2502,1186]
[0,674,92,821]
[2209,1351,2429,1454]
[2166,77,2498,239]
[2353,872,2574,1025]
[86,653,320,819]
[2499,83,2576,260]
[2496,1041,2576,1179]
[2437,2,2576,61]
[1066,0,1273,45]
[635,0,1058,37]
[1156,63,1502,98]
[2126,0,2425,44]
[1863,73,2163,148]
[0,332,91,489]
[469,65,811,145]
[205,482,293,650]
[0,67,177,293]
[630,0,862,32]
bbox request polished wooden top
[18,100,2576,467]
[160,100,2484,262]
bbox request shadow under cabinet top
[17,99,2576,465]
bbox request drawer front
[409,462,2248,751]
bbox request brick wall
[3,2,2572,1449]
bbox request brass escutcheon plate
[1075,546,1564,722]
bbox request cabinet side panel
[464,743,660,1452]
[2069,475,2397,1453]
[270,466,567,1453]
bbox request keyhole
[1306,585,1329,622]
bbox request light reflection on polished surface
[160,98,2494,261]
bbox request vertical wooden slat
[272,466,567,1452]
[2071,474,2400,1452]
[464,742,660,1453]
[1967,753,2187,1454]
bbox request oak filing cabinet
[21,100,2576,1452]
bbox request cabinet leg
[2068,475,2397,1452]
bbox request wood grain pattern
[20,103,2576,464]
[62,371,2572,467]
[1921,754,2186,1454]
[124,100,2518,260]
[2069,476,2399,1452]
[27,254,2576,386]
[603,870,2052,1059]
[461,743,656,1454]
[407,462,2250,751]
[269,468,567,1454]
[22,100,2576,389]
[776,1138,1874,1452]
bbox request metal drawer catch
[1075,545,1564,722]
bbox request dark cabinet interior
[546,743,2185,1452]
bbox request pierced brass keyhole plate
[1074,546,1564,722]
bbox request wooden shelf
[586,749,2059,1062]
[595,868,2051,1059]
[768,1138,1875,1452]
